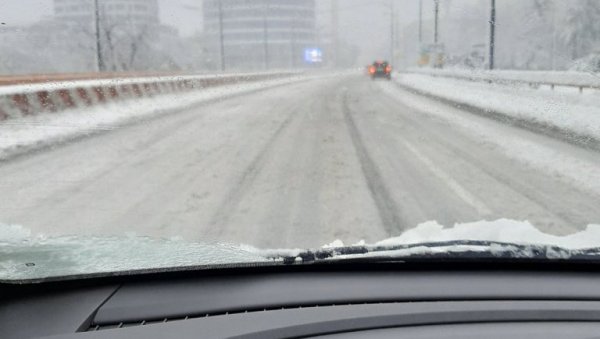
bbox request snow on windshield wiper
[263,240,600,265]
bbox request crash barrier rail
[403,68,600,93]
[0,72,296,121]
[0,71,195,86]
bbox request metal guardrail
[404,68,600,93]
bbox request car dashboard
[3,264,600,338]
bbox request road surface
[1,75,599,249]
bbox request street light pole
[418,0,423,44]
[489,0,496,70]
[93,0,105,72]
[218,0,226,71]
[290,17,296,69]
[550,1,556,70]
[263,3,269,70]
[433,0,439,45]
[332,0,339,68]
[390,0,395,65]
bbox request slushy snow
[395,73,600,143]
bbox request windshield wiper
[264,240,600,265]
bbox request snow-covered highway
[1,74,599,249]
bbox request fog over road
[1,75,599,249]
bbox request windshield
[1,0,599,282]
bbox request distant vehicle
[368,61,392,80]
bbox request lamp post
[489,0,496,70]
[390,0,395,65]
[263,3,269,70]
[218,0,226,71]
[433,0,439,44]
[419,0,423,44]
[332,0,339,68]
[93,0,105,72]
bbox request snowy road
[1,74,599,249]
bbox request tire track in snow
[341,89,406,236]
[208,107,298,233]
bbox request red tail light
[368,66,376,74]
[385,65,392,73]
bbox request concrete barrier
[0,72,295,122]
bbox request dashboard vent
[88,302,388,331]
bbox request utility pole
[489,0,496,70]
[290,19,296,68]
[550,1,557,70]
[262,2,269,70]
[332,0,339,68]
[418,0,423,44]
[433,0,440,44]
[390,0,395,64]
[218,0,226,71]
[93,0,105,72]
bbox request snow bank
[395,73,600,143]
[0,72,298,121]
[0,71,298,96]
[377,80,600,198]
[0,75,312,161]
[407,68,600,89]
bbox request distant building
[203,0,317,70]
[53,0,160,29]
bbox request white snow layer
[318,219,600,261]
[0,71,299,96]
[377,80,600,197]
[3,219,600,281]
[395,73,600,142]
[406,68,600,88]
[376,219,600,250]
[318,219,600,255]
[0,74,312,160]
[0,223,266,281]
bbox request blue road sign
[304,48,323,64]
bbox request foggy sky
[0,0,204,35]
[0,0,440,66]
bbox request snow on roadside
[406,68,600,88]
[0,75,312,161]
[378,80,600,198]
[0,71,299,96]
[395,73,600,142]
